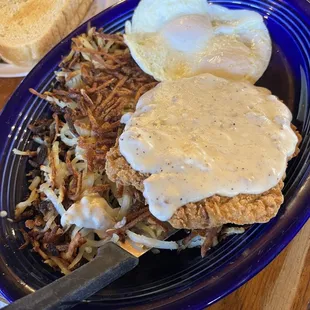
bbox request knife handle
[5,243,138,310]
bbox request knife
[4,228,177,310]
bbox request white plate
[0,0,119,78]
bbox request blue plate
[0,0,309,309]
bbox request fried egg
[124,0,272,83]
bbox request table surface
[0,77,309,310]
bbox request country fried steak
[105,127,301,230]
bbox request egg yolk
[160,14,214,53]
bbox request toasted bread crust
[0,0,93,66]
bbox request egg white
[125,0,272,83]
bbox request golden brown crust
[0,0,93,66]
[169,181,284,229]
[105,146,146,192]
[105,127,301,230]
[290,124,302,159]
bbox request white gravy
[119,74,298,221]
[61,194,116,230]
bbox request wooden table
[0,77,309,310]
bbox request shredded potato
[12,28,244,274]
[68,244,87,270]
[40,183,66,216]
[60,124,78,146]
[15,189,38,217]
[29,176,41,191]
[50,257,71,275]
[13,149,37,156]
[126,230,178,250]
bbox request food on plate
[0,0,93,66]
[13,28,167,274]
[124,0,272,82]
[106,74,300,230]
[12,0,300,274]
[12,27,267,274]
[106,149,283,230]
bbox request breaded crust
[106,146,287,229]
[169,181,283,229]
[106,145,146,192]
[105,125,301,229]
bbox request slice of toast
[0,0,93,66]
